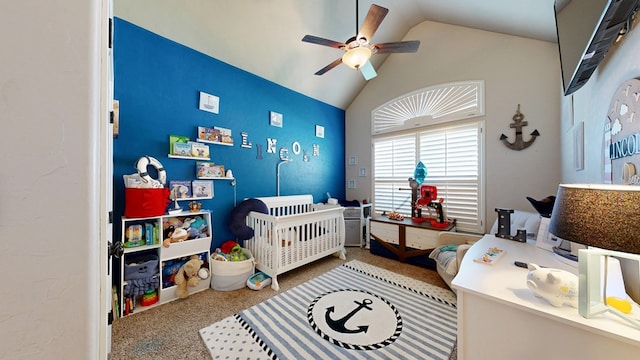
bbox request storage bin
[210,249,255,291]
[124,254,159,281]
[124,187,171,218]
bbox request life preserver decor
[135,155,167,186]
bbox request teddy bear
[174,255,204,299]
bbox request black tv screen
[555,0,638,96]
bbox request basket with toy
[210,241,255,291]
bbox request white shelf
[167,154,210,160]
[196,138,233,146]
[197,176,235,181]
[123,243,161,254]
[171,195,213,202]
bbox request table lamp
[548,184,640,328]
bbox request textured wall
[113,19,346,248]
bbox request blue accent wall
[113,18,345,249]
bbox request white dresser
[452,235,640,360]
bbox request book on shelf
[190,141,209,158]
[198,126,220,142]
[196,162,225,178]
[173,142,191,157]
[214,126,233,145]
[192,180,214,198]
[169,135,190,155]
[169,180,192,199]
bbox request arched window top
[371,80,485,135]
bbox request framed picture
[535,217,562,252]
[574,122,584,171]
[315,125,325,138]
[269,111,283,127]
[192,180,214,198]
[199,91,219,114]
[348,156,357,165]
[359,167,367,177]
[348,179,356,189]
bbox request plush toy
[186,216,208,239]
[175,255,204,299]
[163,224,190,247]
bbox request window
[373,120,484,233]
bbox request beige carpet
[109,248,456,360]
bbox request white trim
[371,80,485,135]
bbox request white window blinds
[373,121,484,233]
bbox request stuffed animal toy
[163,224,190,247]
[174,255,204,299]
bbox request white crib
[243,195,346,290]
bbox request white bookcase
[117,210,212,317]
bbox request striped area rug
[199,260,457,359]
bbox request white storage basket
[210,248,255,291]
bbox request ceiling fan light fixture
[342,46,372,69]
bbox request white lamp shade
[342,47,372,69]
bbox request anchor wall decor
[500,104,540,150]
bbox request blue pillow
[228,198,269,240]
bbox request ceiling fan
[302,1,420,80]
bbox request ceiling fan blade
[314,58,343,75]
[357,4,389,42]
[302,35,346,49]
[372,40,420,54]
[360,61,377,80]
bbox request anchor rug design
[199,260,457,359]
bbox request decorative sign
[605,78,640,184]
[279,148,290,161]
[267,138,277,153]
[292,141,301,155]
[500,104,540,151]
[240,132,252,149]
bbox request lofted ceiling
[114,0,559,109]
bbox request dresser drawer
[370,221,399,245]
[405,227,439,250]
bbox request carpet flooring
[109,248,457,360]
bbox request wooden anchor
[500,104,540,150]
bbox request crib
[243,195,346,290]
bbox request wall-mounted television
[555,0,638,96]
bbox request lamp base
[553,245,578,267]
[579,248,640,330]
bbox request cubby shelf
[117,210,212,318]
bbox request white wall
[0,1,102,359]
[559,17,640,184]
[346,21,562,231]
